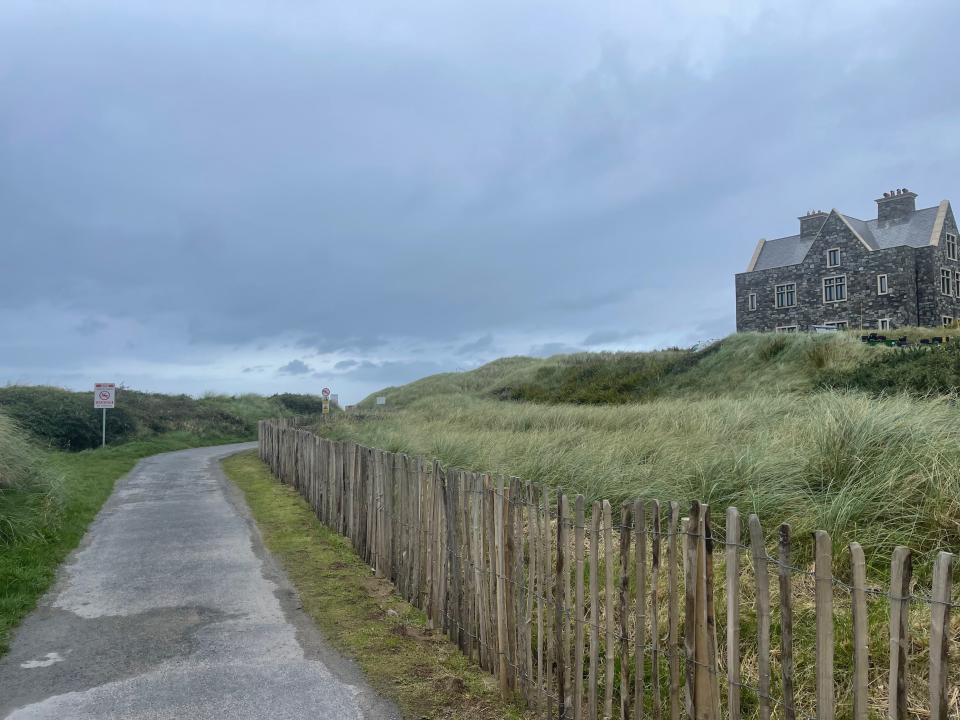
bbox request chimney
[875,187,917,225]
[798,209,828,239]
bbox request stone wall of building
[921,207,960,325]
[736,214,920,332]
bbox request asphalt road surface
[0,443,398,720]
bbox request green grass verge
[222,450,532,720]
[0,432,250,656]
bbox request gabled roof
[750,204,944,271]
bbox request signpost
[321,387,331,415]
[94,383,116,447]
[376,396,386,406]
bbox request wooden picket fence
[258,419,958,720]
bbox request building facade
[735,189,960,332]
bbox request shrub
[0,413,61,542]
[820,343,960,395]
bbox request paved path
[0,444,398,720]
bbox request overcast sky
[3,1,960,403]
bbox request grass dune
[325,390,960,574]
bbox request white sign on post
[94,383,116,409]
[94,383,115,448]
[376,396,386,406]
[321,387,331,398]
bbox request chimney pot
[876,186,917,225]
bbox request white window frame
[942,268,953,296]
[822,275,847,303]
[944,316,955,327]
[826,248,840,267]
[775,325,799,333]
[748,293,757,311]
[775,283,797,309]
[954,271,960,297]
[878,318,891,330]
[877,274,888,295]
[947,233,957,261]
[824,321,849,330]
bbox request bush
[0,386,319,451]
[820,343,960,395]
[0,413,61,542]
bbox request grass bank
[318,391,960,574]
[222,450,530,720]
[0,385,327,451]
[360,329,960,409]
[0,431,249,656]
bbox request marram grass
[318,390,960,573]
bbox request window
[775,325,799,333]
[944,316,955,327]
[879,318,891,330]
[877,274,889,295]
[748,293,757,311]
[947,233,957,261]
[827,248,840,267]
[823,275,846,303]
[955,271,960,297]
[942,269,953,295]
[825,321,848,330]
[775,283,796,308]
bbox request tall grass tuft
[319,390,960,573]
[0,414,62,543]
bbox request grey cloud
[242,365,268,374]
[334,359,359,370]
[75,317,107,335]
[582,329,635,346]
[529,342,583,358]
[277,359,313,375]
[3,1,960,400]
[455,334,494,356]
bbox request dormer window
[827,248,840,267]
[947,233,958,261]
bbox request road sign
[321,387,331,398]
[94,383,116,409]
[321,397,330,415]
[376,396,386,406]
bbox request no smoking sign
[94,383,116,409]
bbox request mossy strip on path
[222,450,531,720]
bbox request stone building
[735,189,960,332]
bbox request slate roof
[751,205,940,271]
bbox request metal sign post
[321,387,331,416]
[94,383,116,447]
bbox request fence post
[603,500,616,720]
[574,495,586,720]
[888,546,912,720]
[778,524,795,720]
[929,550,954,720]
[849,542,868,720]
[666,502,680,720]
[556,492,568,719]
[633,499,646,720]
[495,475,510,697]
[589,501,601,720]
[725,508,740,720]
[748,514,771,720]
[814,531,834,720]
[619,503,632,720]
